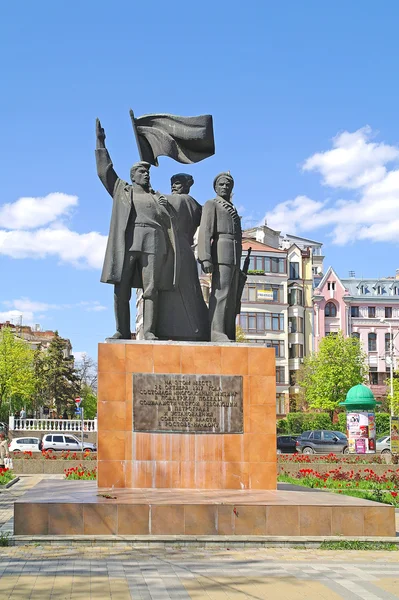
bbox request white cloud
[303,126,399,189]
[264,127,399,245]
[0,193,78,230]
[73,351,88,363]
[0,298,107,328]
[0,227,107,269]
[0,191,107,269]
[0,310,34,325]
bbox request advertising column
[347,411,376,454]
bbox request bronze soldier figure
[198,172,242,342]
[95,119,175,340]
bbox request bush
[376,413,390,436]
[277,419,288,434]
[336,412,347,433]
[286,412,333,434]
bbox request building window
[369,367,378,385]
[368,307,376,318]
[247,256,286,274]
[289,344,304,359]
[289,317,304,333]
[276,366,285,384]
[239,312,284,333]
[351,306,359,318]
[394,287,399,296]
[385,333,392,352]
[288,288,303,306]
[351,332,360,340]
[368,332,377,352]
[276,393,285,415]
[325,302,337,317]
[290,262,300,280]
[246,339,284,357]
[327,282,336,291]
[385,307,392,318]
[242,283,282,303]
[266,340,285,357]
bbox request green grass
[320,541,398,551]
[0,532,11,547]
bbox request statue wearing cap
[95,119,176,340]
[198,172,242,342]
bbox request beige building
[0,321,72,357]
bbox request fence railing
[9,417,97,432]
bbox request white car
[9,437,41,453]
[40,433,96,452]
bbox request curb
[0,477,20,491]
[10,534,399,548]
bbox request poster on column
[391,417,399,454]
[346,411,376,453]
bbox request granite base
[14,480,396,537]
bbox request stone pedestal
[97,341,277,490]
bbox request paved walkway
[1,545,399,599]
[2,477,399,598]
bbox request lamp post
[381,319,394,416]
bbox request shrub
[277,419,288,434]
[286,412,333,434]
[376,413,390,436]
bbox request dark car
[277,435,299,454]
[296,430,349,454]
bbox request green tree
[0,327,36,418]
[235,325,246,343]
[75,353,97,418]
[80,383,97,419]
[43,332,80,415]
[386,372,399,416]
[296,331,368,418]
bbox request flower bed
[0,467,14,485]
[13,450,97,460]
[279,466,399,506]
[279,452,386,464]
[64,465,97,480]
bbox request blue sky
[2,1,399,359]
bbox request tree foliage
[43,332,80,415]
[235,325,246,343]
[386,371,399,416]
[74,353,98,418]
[0,327,36,414]
[296,331,368,415]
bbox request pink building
[313,268,399,402]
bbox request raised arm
[95,118,119,197]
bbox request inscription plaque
[132,373,243,433]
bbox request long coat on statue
[96,148,178,290]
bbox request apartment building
[0,321,72,357]
[238,238,289,417]
[241,226,323,415]
[313,268,399,402]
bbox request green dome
[339,384,381,409]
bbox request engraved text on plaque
[132,373,243,433]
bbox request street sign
[75,397,82,406]
[75,407,81,415]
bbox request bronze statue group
[95,117,244,343]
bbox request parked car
[296,430,349,454]
[9,437,41,453]
[376,436,391,454]
[277,435,299,454]
[40,434,96,452]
